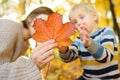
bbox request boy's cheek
[75,26,79,30]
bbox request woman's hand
[31,40,57,69]
[76,24,91,48]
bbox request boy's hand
[58,45,68,54]
[76,24,91,48]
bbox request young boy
[58,3,120,80]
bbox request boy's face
[70,8,97,33]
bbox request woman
[0,6,56,80]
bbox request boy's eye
[80,16,84,19]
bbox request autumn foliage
[32,13,75,47]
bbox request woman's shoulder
[0,18,23,31]
[0,18,22,25]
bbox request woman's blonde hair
[69,3,99,23]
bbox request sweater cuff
[26,57,43,80]
[86,39,99,55]
[59,49,71,61]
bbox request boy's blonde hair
[69,3,99,23]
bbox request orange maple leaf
[32,13,75,47]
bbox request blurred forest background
[0,0,120,80]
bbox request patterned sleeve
[59,38,80,62]
[87,27,118,63]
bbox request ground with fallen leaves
[42,57,83,80]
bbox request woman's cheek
[29,27,35,36]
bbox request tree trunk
[109,0,120,43]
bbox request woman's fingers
[37,55,54,69]
[35,42,57,57]
[41,55,54,66]
[32,39,55,52]
[31,40,57,69]
[35,49,54,63]
[32,40,57,55]
[33,49,54,69]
